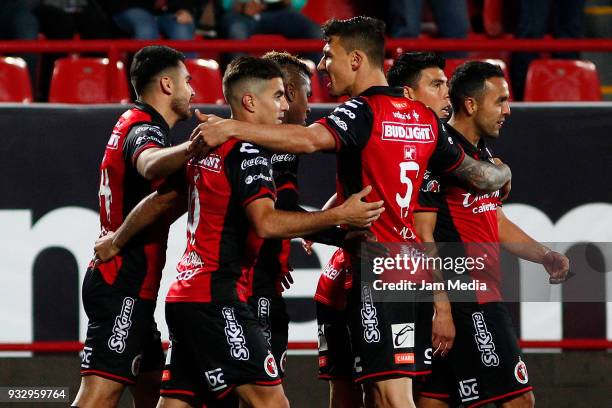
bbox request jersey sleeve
[123,123,169,165]
[227,142,277,207]
[415,169,444,212]
[315,97,373,152]
[428,115,465,174]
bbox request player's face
[170,61,195,121]
[317,36,354,97]
[474,77,511,138]
[408,67,451,119]
[255,77,289,125]
[285,73,312,125]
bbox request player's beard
[171,95,192,121]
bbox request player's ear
[403,86,416,100]
[351,50,364,71]
[464,97,477,116]
[285,83,296,103]
[242,93,256,113]
[160,75,173,95]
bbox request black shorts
[346,283,432,383]
[161,301,281,402]
[247,295,290,377]
[419,302,532,407]
[80,268,164,384]
[316,302,353,380]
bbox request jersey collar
[359,86,404,98]
[446,124,488,156]
[134,101,171,132]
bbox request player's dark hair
[322,16,386,69]
[262,51,311,80]
[387,52,446,88]
[222,56,284,103]
[130,45,185,96]
[449,61,505,113]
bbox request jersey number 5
[395,161,420,210]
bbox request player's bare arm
[94,185,186,264]
[497,208,569,283]
[246,186,384,239]
[192,115,337,154]
[452,154,512,192]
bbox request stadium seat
[524,59,602,101]
[445,58,513,99]
[184,59,225,105]
[483,0,504,37]
[49,57,130,104]
[0,57,33,103]
[302,0,358,24]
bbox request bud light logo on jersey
[472,312,500,366]
[382,122,433,142]
[361,285,380,343]
[197,154,222,173]
[108,297,135,353]
[222,307,250,360]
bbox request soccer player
[414,61,569,408]
[73,45,204,408]
[94,56,384,408]
[314,51,456,408]
[192,17,513,408]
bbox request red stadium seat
[49,57,130,104]
[302,0,358,24]
[184,59,225,105]
[445,58,513,99]
[0,57,33,103]
[483,0,504,37]
[524,59,602,102]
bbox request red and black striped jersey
[417,124,502,300]
[246,153,299,297]
[95,102,171,300]
[316,86,465,244]
[166,139,277,303]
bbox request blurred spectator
[0,1,39,87]
[34,0,114,100]
[100,0,196,40]
[387,0,470,39]
[511,0,587,100]
[221,1,320,41]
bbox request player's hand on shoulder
[335,185,385,228]
[543,250,570,284]
[190,111,232,149]
[93,231,120,268]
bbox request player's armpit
[451,154,511,192]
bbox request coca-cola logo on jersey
[241,156,268,170]
[381,122,433,143]
[271,154,296,164]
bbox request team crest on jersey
[196,153,222,173]
[514,358,529,384]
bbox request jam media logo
[458,378,479,403]
[197,153,222,173]
[204,368,227,392]
[381,122,433,143]
[257,297,272,347]
[108,297,135,353]
[361,285,381,343]
[472,312,500,367]
[222,307,250,360]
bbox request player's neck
[449,116,480,147]
[349,68,387,97]
[140,96,179,128]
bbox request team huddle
[74,16,569,408]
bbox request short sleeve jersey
[316,86,465,243]
[96,102,171,300]
[166,140,277,303]
[416,124,503,299]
